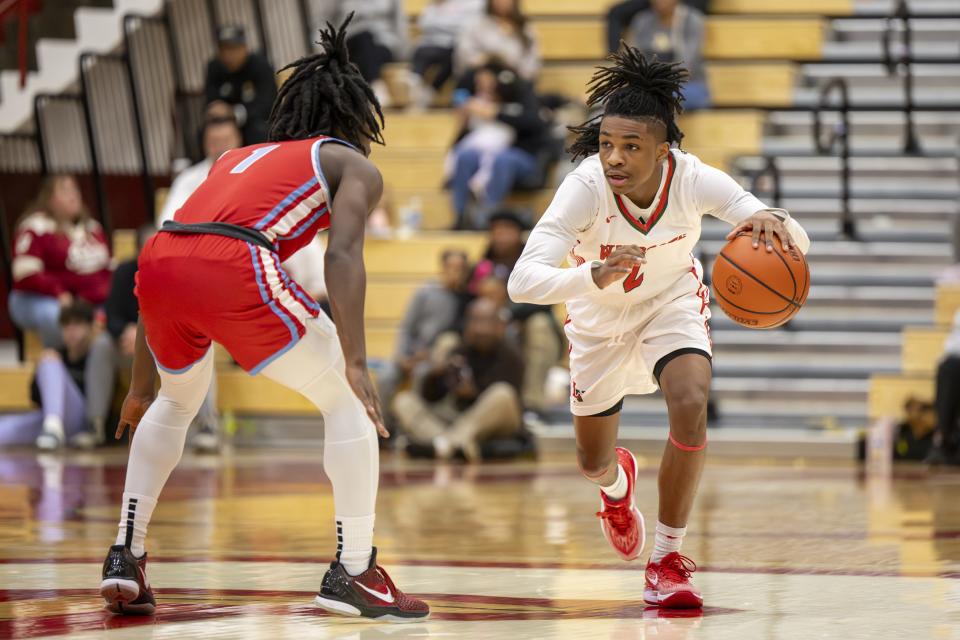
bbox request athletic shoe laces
[596,501,633,533]
[659,552,697,582]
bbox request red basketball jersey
[174,136,347,262]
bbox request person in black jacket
[204,25,277,144]
[448,61,549,229]
[606,0,710,53]
[391,298,525,461]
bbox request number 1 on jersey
[623,265,644,292]
[230,145,280,174]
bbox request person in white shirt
[507,47,810,608]
[157,119,243,225]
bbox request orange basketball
[712,232,810,329]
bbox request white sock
[600,464,628,501]
[651,521,686,562]
[337,514,375,576]
[115,492,158,558]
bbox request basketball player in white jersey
[507,46,811,608]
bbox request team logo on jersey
[571,381,586,402]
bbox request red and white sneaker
[644,552,703,608]
[315,548,429,622]
[595,447,645,561]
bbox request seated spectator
[408,0,485,110]
[447,62,548,229]
[204,25,276,144]
[893,398,937,462]
[455,0,541,82]
[339,0,407,108]
[392,298,524,461]
[379,250,469,416]
[157,119,243,225]
[467,210,562,419]
[606,0,709,54]
[9,175,111,348]
[629,0,710,110]
[104,225,221,452]
[0,301,113,450]
[927,310,960,466]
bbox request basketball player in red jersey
[98,17,429,621]
[508,47,810,608]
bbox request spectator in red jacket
[8,175,112,348]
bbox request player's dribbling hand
[115,393,153,440]
[727,211,795,253]
[346,364,389,438]
[591,245,646,289]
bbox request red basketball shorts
[136,233,321,375]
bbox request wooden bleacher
[405,0,851,16]
[2,4,847,419]
[867,286,960,419]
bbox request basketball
[712,232,810,329]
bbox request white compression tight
[115,316,379,575]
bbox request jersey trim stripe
[254,177,319,231]
[265,188,325,239]
[269,251,322,314]
[614,152,676,235]
[283,205,329,241]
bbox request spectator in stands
[204,25,276,144]
[392,297,524,461]
[629,0,710,110]
[104,224,221,452]
[379,249,469,415]
[338,0,408,108]
[893,398,937,461]
[0,301,111,450]
[447,62,548,229]
[927,310,960,466]
[468,210,562,420]
[606,0,709,54]
[157,119,243,225]
[8,175,111,349]
[455,0,541,82]
[407,0,485,110]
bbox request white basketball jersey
[508,150,810,337]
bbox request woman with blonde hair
[9,175,112,348]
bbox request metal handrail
[123,14,160,222]
[78,53,113,238]
[750,156,781,209]
[881,0,921,153]
[812,77,854,239]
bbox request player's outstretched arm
[508,175,604,305]
[696,162,811,254]
[323,149,389,437]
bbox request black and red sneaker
[99,545,156,615]
[314,548,429,622]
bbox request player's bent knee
[577,447,616,480]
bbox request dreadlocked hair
[267,13,384,147]
[568,44,688,161]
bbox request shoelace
[659,553,698,582]
[596,503,633,533]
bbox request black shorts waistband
[159,221,275,253]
